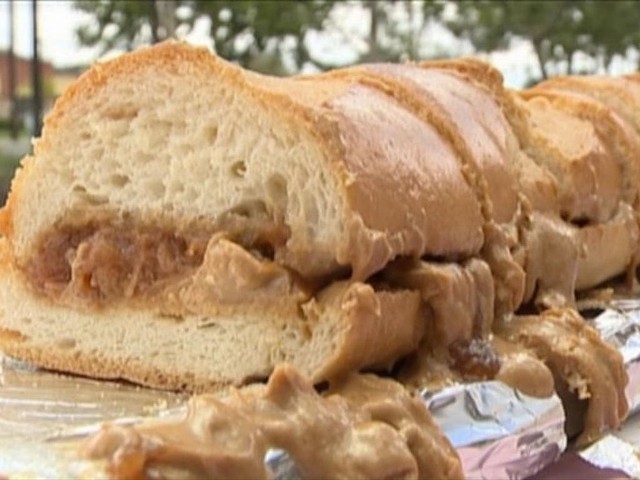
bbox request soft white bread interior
[2,42,484,283]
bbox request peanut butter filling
[22,209,295,311]
[83,365,463,480]
[497,308,628,446]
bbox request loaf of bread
[0,42,486,390]
[0,41,636,455]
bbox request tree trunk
[31,0,42,137]
[605,52,615,74]
[532,39,549,80]
[369,1,379,59]
[8,0,18,139]
[149,0,160,43]
[155,0,177,39]
[567,49,574,75]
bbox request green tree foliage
[187,0,336,73]
[73,1,640,79]
[73,0,339,74]
[356,0,445,62]
[577,0,640,72]
[73,0,445,74]
[75,0,179,51]
[447,0,640,80]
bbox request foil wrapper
[565,301,640,478]
[0,351,567,480]
[423,382,566,479]
[590,303,640,413]
[0,354,187,478]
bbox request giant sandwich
[0,42,636,457]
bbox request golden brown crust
[256,70,485,274]
[311,65,499,222]
[521,88,640,209]
[421,58,534,148]
[518,93,622,223]
[305,284,424,382]
[534,75,640,134]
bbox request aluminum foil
[423,381,566,479]
[590,303,640,413]
[263,382,567,480]
[567,301,640,478]
[0,351,567,480]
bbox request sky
[0,0,637,89]
[0,1,100,67]
[0,0,217,67]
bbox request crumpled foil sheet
[572,300,640,478]
[0,355,567,480]
[579,434,640,478]
[423,382,566,479]
[591,302,640,413]
[263,381,567,480]
[3,300,640,479]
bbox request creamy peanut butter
[383,257,495,348]
[521,212,579,308]
[497,308,628,446]
[83,365,462,480]
[24,203,292,308]
[491,335,555,398]
[23,219,309,316]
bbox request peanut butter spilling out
[24,216,301,314]
[83,365,462,480]
[497,308,628,446]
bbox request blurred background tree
[74,0,340,74]
[72,0,640,80]
[446,0,640,80]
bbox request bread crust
[521,88,640,210]
[535,75,640,135]
[519,93,622,223]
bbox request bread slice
[536,76,640,137]
[521,88,640,210]
[497,308,628,446]
[305,62,531,320]
[575,202,639,290]
[1,42,483,283]
[518,88,640,291]
[315,62,520,225]
[518,93,622,224]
